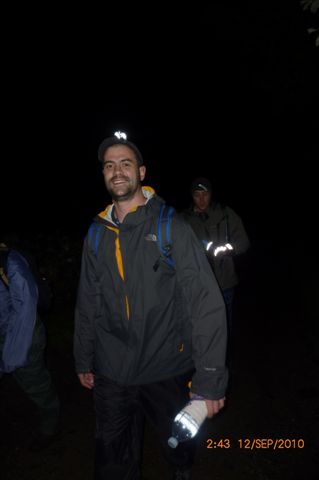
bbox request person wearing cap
[74,134,228,480]
[182,177,250,368]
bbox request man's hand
[78,372,95,389]
[190,392,225,418]
[204,398,225,418]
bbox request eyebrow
[103,158,135,166]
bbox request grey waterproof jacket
[182,203,250,290]
[74,189,228,400]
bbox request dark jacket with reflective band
[74,190,228,400]
[182,203,250,290]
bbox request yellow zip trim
[98,204,112,219]
[106,225,119,234]
[143,186,155,195]
[106,225,122,279]
[115,236,124,280]
[125,295,130,319]
[106,225,130,319]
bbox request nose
[113,163,124,175]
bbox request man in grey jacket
[182,177,251,368]
[74,134,228,480]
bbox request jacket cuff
[191,366,228,400]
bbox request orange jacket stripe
[105,226,129,319]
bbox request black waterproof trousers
[94,370,196,480]
[0,320,60,436]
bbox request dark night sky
[2,3,318,244]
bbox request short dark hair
[98,136,144,166]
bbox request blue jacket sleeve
[0,252,38,373]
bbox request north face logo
[144,234,157,242]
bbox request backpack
[0,248,38,373]
[1,246,53,313]
[88,203,175,270]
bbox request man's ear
[139,165,146,182]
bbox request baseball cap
[98,131,144,166]
[190,177,212,193]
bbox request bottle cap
[167,436,179,449]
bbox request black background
[1,3,319,479]
[2,2,318,243]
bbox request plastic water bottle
[168,395,208,448]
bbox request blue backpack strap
[88,222,103,256]
[157,204,175,268]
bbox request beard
[106,174,140,202]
